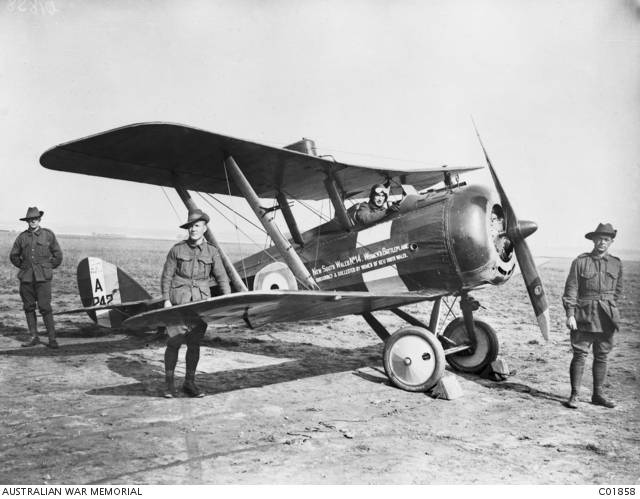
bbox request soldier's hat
[19,206,44,221]
[179,209,210,229]
[585,222,617,240]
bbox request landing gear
[441,292,499,374]
[369,292,501,392]
[442,318,499,373]
[383,326,445,392]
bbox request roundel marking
[253,262,298,291]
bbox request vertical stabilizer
[76,257,151,327]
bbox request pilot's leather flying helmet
[369,184,389,202]
[585,222,617,240]
[180,209,210,229]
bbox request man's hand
[387,203,400,213]
[164,299,172,308]
[566,316,577,330]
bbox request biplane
[41,122,550,392]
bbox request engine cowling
[447,185,516,289]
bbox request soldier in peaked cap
[9,207,63,348]
[160,209,231,398]
[562,223,623,409]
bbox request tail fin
[77,257,152,328]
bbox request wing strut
[173,182,248,292]
[276,192,304,246]
[224,155,320,291]
[324,173,353,231]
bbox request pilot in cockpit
[352,183,400,226]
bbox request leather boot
[592,360,615,408]
[163,370,177,398]
[43,313,59,349]
[183,370,204,398]
[21,311,40,347]
[564,353,585,409]
[565,393,579,409]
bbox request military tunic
[9,227,63,314]
[161,239,231,305]
[562,252,623,333]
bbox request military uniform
[161,239,231,311]
[161,209,231,398]
[563,252,623,333]
[9,226,63,347]
[562,223,623,409]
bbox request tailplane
[75,257,158,328]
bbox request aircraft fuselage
[236,184,516,297]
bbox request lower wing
[123,290,434,330]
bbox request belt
[579,293,614,300]
[173,275,208,287]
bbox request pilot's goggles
[373,188,386,196]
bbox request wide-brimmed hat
[19,206,44,221]
[585,222,617,240]
[179,209,210,229]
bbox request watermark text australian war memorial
[1,488,141,497]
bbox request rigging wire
[195,192,266,250]
[194,192,282,274]
[223,164,249,283]
[203,193,265,233]
[160,186,183,223]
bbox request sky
[1,0,639,258]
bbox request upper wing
[123,290,433,330]
[40,122,482,201]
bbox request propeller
[472,121,550,341]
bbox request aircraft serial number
[92,294,114,306]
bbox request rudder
[77,257,152,328]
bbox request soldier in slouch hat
[160,209,231,398]
[562,223,623,409]
[9,207,63,348]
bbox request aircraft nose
[509,220,538,241]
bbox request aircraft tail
[77,257,153,328]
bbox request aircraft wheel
[442,318,499,373]
[383,326,445,392]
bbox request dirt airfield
[0,233,638,485]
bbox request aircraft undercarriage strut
[363,298,472,357]
[460,292,480,353]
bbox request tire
[442,318,499,373]
[383,326,446,392]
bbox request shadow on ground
[87,335,385,398]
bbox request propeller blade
[471,119,517,234]
[514,239,550,341]
[471,119,550,340]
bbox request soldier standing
[562,223,623,409]
[9,207,63,348]
[160,209,231,398]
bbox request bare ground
[0,234,638,484]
